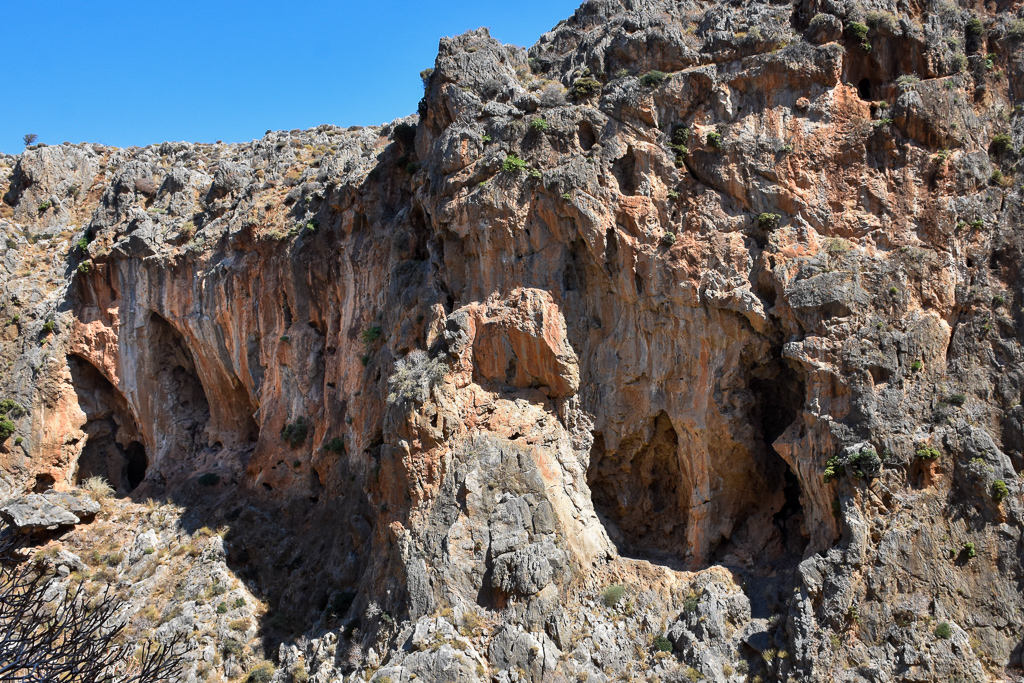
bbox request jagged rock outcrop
[2,0,1024,681]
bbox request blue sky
[0,0,581,154]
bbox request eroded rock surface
[2,0,1024,681]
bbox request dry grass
[81,476,114,499]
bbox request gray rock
[0,494,80,531]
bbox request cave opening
[587,412,689,568]
[857,78,873,100]
[125,442,148,490]
[749,358,809,561]
[612,146,637,195]
[69,354,145,495]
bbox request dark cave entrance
[857,78,873,101]
[587,412,689,568]
[125,442,148,490]
[69,355,146,495]
[749,358,809,560]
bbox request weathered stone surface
[1,0,1024,680]
[0,494,80,531]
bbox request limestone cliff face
[2,0,1024,681]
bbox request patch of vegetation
[990,133,1014,156]
[0,418,15,442]
[910,359,923,372]
[915,443,940,460]
[823,456,845,483]
[198,473,220,486]
[947,393,968,406]
[845,21,871,49]
[247,662,276,683]
[758,213,781,230]
[682,592,700,613]
[282,417,309,448]
[502,154,528,173]
[962,542,976,559]
[602,584,626,607]
[388,350,448,404]
[325,437,344,454]
[77,261,91,274]
[1008,19,1024,39]
[993,479,1009,502]
[849,446,882,479]
[393,122,417,147]
[361,326,383,345]
[993,295,1006,307]
[42,321,56,335]
[865,11,898,32]
[661,232,677,247]
[895,74,920,86]
[23,134,37,147]
[0,399,25,419]
[640,70,668,87]
[653,635,673,652]
[37,200,51,213]
[570,76,602,100]
[934,622,952,639]
[951,53,968,72]
[706,131,722,149]
[529,117,549,132]
[966,17,983,36]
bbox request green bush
[849,447,881,479]
[653,635,673,652]
[529,117,549,132]
[1009,19,1024,39]
[76,236,90,252]
[325,437,344,454]
[865,11,898,32]
[845,21,871,49]
[393,122,417,147]
[993,295,1006,307]
[661,233,677,247]
[934,622,952,639]
[962,542,976,558]
[37,200,51,213]
[915,443,939,460]
[0,418,15,442]
[570,76,602,100]
[758,213,781,230]
[823,456,845,483]
[947,393,967,406]
[361,326,383,345]
[233,597,246,609]
[951,53,968,72]
[502,154,527,173]
[247,662,276,683]
[602,584,625,607]
[706,131,722,149]
[198,473,220,486]
[640,70,668,87]
[222,639,244,657]
[217,602,229,614]
[77,261,91,274]
[0,399,25,418]
[990,133,1014,156]
[895,74,920,86]
[966,17,983,36]
[993,479,1009,502]
[42,321,56,335]
[282,417,309,448]
[910,359,923,372]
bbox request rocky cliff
[2,0,1024,680]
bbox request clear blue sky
[0,0,581,154]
